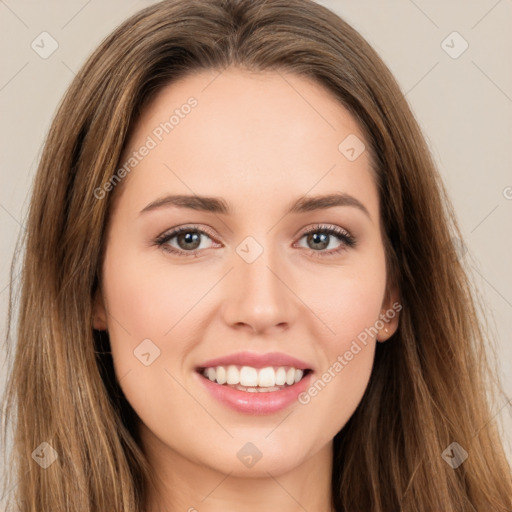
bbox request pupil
[309,233,329,250]
[178,232,200,250]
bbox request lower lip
[195,371,314,415]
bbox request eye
[154,223,356,258]
[295,224,356,257]
[154,225,219,257]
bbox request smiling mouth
[196,365,313,393]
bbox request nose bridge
[223,234,295,332]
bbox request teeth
[216,366,227,385]
[240,366,259,386]
[258,367,275,387]
[275,367,286,386]
[201,365,308,388]
[226,365,239,385]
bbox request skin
[93,68,399,512]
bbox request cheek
[295,255,386,426]
[102,247,207,341]
[302,253,387,347]
[100,250,201,429]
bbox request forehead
[114,68,378,222]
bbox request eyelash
[154,223,357,258]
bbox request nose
[221,243,297,335]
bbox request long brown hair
[2,0,511,510]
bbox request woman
[2,0,511,511]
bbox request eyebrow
[140,192,371,219]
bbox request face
[93,68,399,479]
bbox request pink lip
[195,370,314,415]
[196,351,312,370]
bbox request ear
[376,284,401,343]
[92,288,108,331]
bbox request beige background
[1,0,511,502]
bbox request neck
[140,424,335,512]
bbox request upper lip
[196,351,312,370]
